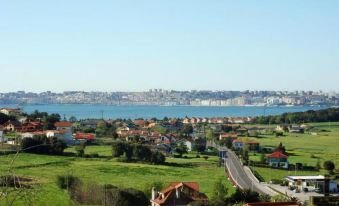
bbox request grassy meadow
[0,146,233,206]
[246,122,339,181]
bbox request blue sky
[0,0,338,92]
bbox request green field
[247,122,339,181]
[0,146,233,206]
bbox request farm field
[0,147,233,206]
[246,122,339,181]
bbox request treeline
[112,142,165,164]
[21,136,66,155]
[253,108,339,124]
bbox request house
[134,119,147,127]
[79,120,98,129]
[0,125,6,143]
[232,139,260,151]
[219,133,237,141]
[116,126,130,136]
[21,131,45,139]
[54,121,73,130]
[232,139,245,150]
[73,133,96,142]
[150,182,208,206]
[183,118,190,124]
[285,175,338,193]
[247,127,264,137]
[20,121,44,132]
[236,127,249,136]
[53,121,73,144]
[275,124,289,132]
[3,120,22,132]
[288,125,304,133]
[266,151,289,169]
[0,108,21,116]
[183,140,195,152]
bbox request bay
[0,104,329,120]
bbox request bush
[89,153,99,158]
[57,175,82,190]
[270,179,284,185]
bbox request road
[208,141,277,196]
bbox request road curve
[208,141,276,196]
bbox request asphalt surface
[207,141,276,196]
[226,149,279,196]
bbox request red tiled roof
[74,133,96,140]
[232,139,244,143]
[267,151,288,159]
[54,121,73,127]
[152,182,208,206]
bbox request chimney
[151,187,157,201]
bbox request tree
[193,144,206,153]
[181,124,193,136]
[323,161,335,174]
[69,116,77,123]
[150,151,165,164]
[260,153,266,164]
[206,129,215,140]
[44,113,61,130]
[211,178,229,205]
[175,143,188,158]
[75,142,86,157]
[112,142,125,157]
[275,142,286,154]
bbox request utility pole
[100,110,104,120]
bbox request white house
[183,140,195,152]
[0,126,6,143]
[0,108,21,116]
[53,122,74,145]
[286,175,338,193]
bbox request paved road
[208,141,277,196]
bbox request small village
[1,107,338,206]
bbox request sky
[0,0,339,92]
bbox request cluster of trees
[209,178,270,206]
[112,142,165,164]
[26,110,61,130]
[253,108,339,124]
[21,136,66,155]
[324,160,336,174]
[95,121,118,138]
[57,175,149,206]
[0,113,16,125]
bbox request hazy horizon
[1,1,339,92]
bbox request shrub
[57,175,82,190]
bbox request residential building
[0,108,21,116]
[285,175,338,193]
[3,120,21,132]
[54,121,73,144]
[219,133,237,141]
[0,125,5,142]
[266,151,289,169]
[150,182,208,206]
[232,139,260,151]
[73,133,96,142]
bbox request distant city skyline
[1,1,339,92]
